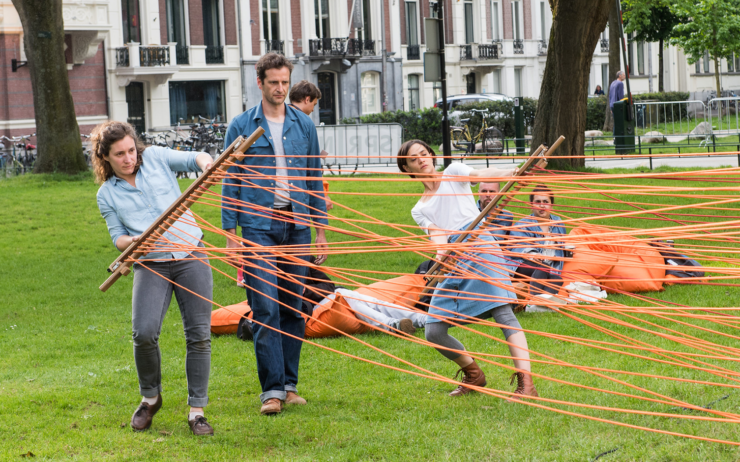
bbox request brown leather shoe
[506,372,539,402]
[449,360,487,397]
[131,395,162,431]
[188,415,214,436]
[260,398,284,415]
[396,319,416,335]
[285,391,307,405]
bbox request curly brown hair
[255,52,294,82]
[90,121,146,184]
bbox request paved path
[336,152,740,175]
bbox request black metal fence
[513,39,524,54]
[176,44,189,65]
[407,44,420,60]
[266,40,284,55]
[115,47,129,67]
[140,46,170,66]
[205,46,224,64]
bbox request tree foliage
[669,0,740,95]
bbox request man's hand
[314,229,328,265]
[196,153,213,173]
[115,234,140,252]
[224,228,241,266]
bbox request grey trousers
[131,251,213,407]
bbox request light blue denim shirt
[97,146,204,261]
[221,102,328,231]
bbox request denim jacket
[478,200,514,238]
[221,102,327,231]
[509,214,567,273]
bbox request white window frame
[408,74,421,110]
[261,0,280,41]
[405,0,419,46]
[490,1,501,41]
[361,71,380,114]
[511,0,522,41]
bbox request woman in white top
[397,139,538,399]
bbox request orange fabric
[559,225,665,294]
[304,293,372,338]
[211,301,252,334]
[355,274,427,309]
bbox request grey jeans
[131,251,213,407]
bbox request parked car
[435,93,513,122]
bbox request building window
[511,1,521,40]
[262,0,279,41]
[315,0,330,38]
[361,72,380,114]
[539,1,546,40]
[408,74,420,110]
[627,33,634,75]
[464,0,474,44]
[169,81,226,125]
[406,1,419,46]
[601,63,608,93]
[703,50,710,73]
[514,68,522,96]
[637,41,644,75]
[202,0,221,48]
[429,0,438,18]
[165,0,186,45]
[728,54,734,73]
[433,81,442,102]
[360,0,372,40]
[492,69,501,94]
[491,1,500,40]
[121,0,141,43]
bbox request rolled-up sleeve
[162,147,201,172]
[97,191,128,246]
[221,122,242,230]
[305,123,328,226]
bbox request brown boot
[449,360,487,397]
[506,372,539,402]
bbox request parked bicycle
[1,133,36,175]
[450,109,504,156]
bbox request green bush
[340,107,444,146]
[586,96,608,131]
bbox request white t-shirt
[266,119,291,207]
[411,163,481,234]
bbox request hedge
[341,91,690,141]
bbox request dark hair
[396,139,436,178]
[529,184,555,204]
[90,121,145,184]
[255,53,294,82]
[289,80,321,103]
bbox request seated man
[478,181,514,238]
[509,185,566,297]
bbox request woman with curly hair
[92,121,215,435]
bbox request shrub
[341,107,444,146]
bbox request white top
[266,119,291,207]
[411,163,481,234]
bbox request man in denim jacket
[222,53,328,415]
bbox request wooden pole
[422,135,565,292]
[99,127,266,292]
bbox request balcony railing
[600,38,609,53]
[309,38,347,56]
[478,43,500,60]
[407,44,420,60]
[205,45,224,64]
[139,46,170,66]
[266,40,284,55]
[347,38,376,56]
[176,45,189,65]
[513,39,524,54]
[538,39,548,56]
[460,44,473,61]
[115,47,129,67]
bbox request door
[317,73,336,125]
[466,73,476,94]
[126,82,146,135]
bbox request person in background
[93,121,215,436]
[594,85,605,96]
[608,71,626,111]
[477,181,514,239]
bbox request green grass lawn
[1,169,740,461]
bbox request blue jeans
[242,219,311,403]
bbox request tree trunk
[534,0,612,170]
[658,38,664,92]
[602,1,620,132]
[11,0,86,174]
